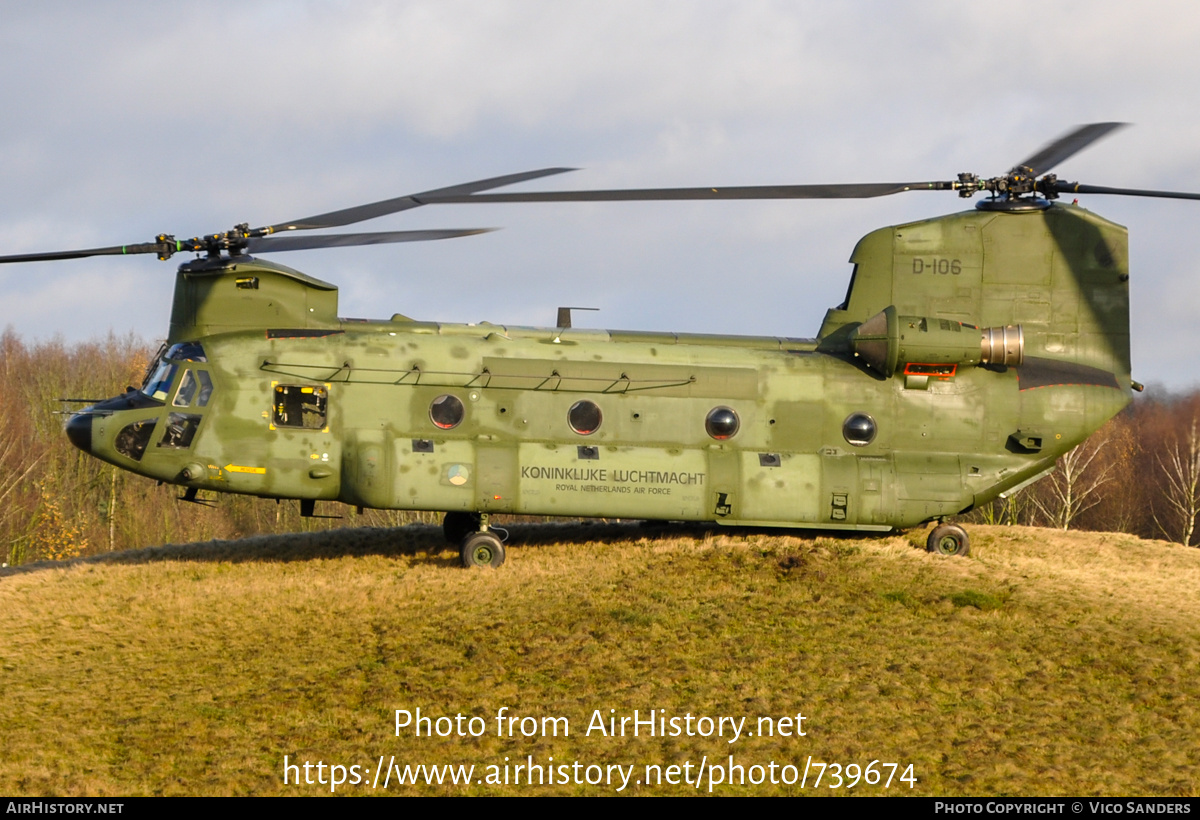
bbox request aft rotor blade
[0,241,171,265]
[420,181,953,204]
[1012,122,1127,177]
[263,168,576,233]
[244,228,496,253]
[1051,181,1200,201]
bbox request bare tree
[1153,416,1200,546]
[1082,413,1142,535]
[973,486,1034,526]
[0,435,43,565]
[1031,437,1115,530]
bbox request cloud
[2,0,1200,389]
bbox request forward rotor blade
[1012,122,1127,177]
[420,181,952,204]
[0,241,170,265]
[1051,181,1200,201]
[263,168,575,233]
[244,228,496,253]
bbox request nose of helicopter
[65,412,93,453]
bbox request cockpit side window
[172,370,214,408]
[116,418,157,461]
[195,371,213,406]
[158,413,203,449]
[173,371,198,407]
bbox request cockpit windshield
[140,342,207,401]
[141,360,178,402]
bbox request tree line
[969,389,1200,545]
[0,332,435,565]
[1,332,1196,565]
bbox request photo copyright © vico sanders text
[935,803,1192,815]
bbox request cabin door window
[273,385,328,430]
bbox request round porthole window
[568,400,602,435]
[705,406,740,440]
[842,412,877,446]
[430,394,465,429]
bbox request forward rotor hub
[952,171,1061,202]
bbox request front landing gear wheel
[461,530,506,568]
[927,523,970,556]
[443,511,481,544]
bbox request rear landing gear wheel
[461,530,506,568]
[443,511,481,544]
[927,523,970,556]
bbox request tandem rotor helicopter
[2,122,1195,567]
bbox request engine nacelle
[849,306,1023,378]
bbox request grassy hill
[1,523,1197,796]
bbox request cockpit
[66,341,218,463]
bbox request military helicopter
[3,123,1195,567]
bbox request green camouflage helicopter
[3,123,1194,567]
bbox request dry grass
[1,524,1197,796]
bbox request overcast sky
[3,1,1200,390]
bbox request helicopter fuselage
[66,201,1134,533]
